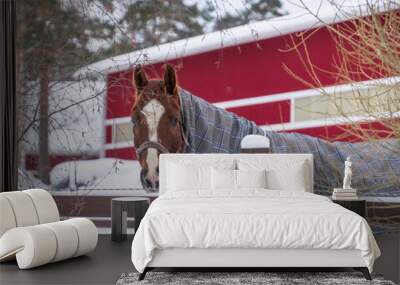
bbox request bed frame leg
[138,268,148,281]
[354,267,371,280]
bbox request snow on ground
[18,168,50,190]
[50,158,142,191]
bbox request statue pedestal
[333,188,357,192]
[332,188,358,200]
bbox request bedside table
[111,197,150,242]
[332,199,366,218]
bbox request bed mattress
[131,190,380,273]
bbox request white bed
[131,154,380,280]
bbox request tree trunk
[38,67,50,184]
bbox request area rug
[116,271,395,285]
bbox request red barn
[76,5,398,163]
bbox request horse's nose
[140,169,151,189]
[146,173,159,189]
[140,168,159,190]
[143,177,158,190]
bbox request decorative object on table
[111,197,150,242]
[343,156,353,189]
[116,271,394,285]
[0,189,98,269]
[332,156,358,200]
[332,187,359,200]
[332,199,366,218]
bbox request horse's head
[131,64,184,190]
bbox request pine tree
[116,0,212,50]
[215,0,284,30]
[103,0,284,54]
[17,0,115,184]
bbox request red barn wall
[104,16,388,160]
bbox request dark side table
[332,198,366,218]
[111,197,150,242]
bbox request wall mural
[17,2,399,233]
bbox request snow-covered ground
[18,168,50,190]
[50,158,142,191]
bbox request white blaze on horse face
[141,99,165,184]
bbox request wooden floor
[0,235,134,285]
[1,233,398,285]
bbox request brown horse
[131,65,184,189]
[130,65,400,197]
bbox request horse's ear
[134,65,148,90]
[164,64,177,95]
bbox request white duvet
[131,190,380,273]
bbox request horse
[131,65,400,196]
[131,65,185,189]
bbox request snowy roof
[74,3,394,78]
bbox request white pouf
[0,189,98,269]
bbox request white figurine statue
[343,156,352,189]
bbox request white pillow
[236,169,267,189]
[238,159,308,192]
[167,162,211,191]
[211,168,236,190]
[267,161,306,191]
[166,159,237,192]
[211,168,268,191]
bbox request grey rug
[116,271,395,285]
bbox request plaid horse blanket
[179,89,400,196]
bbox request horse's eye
[131,117,137,127]
[170,116,178,127]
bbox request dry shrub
[282,2,400,229]
[283,2,400,145]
